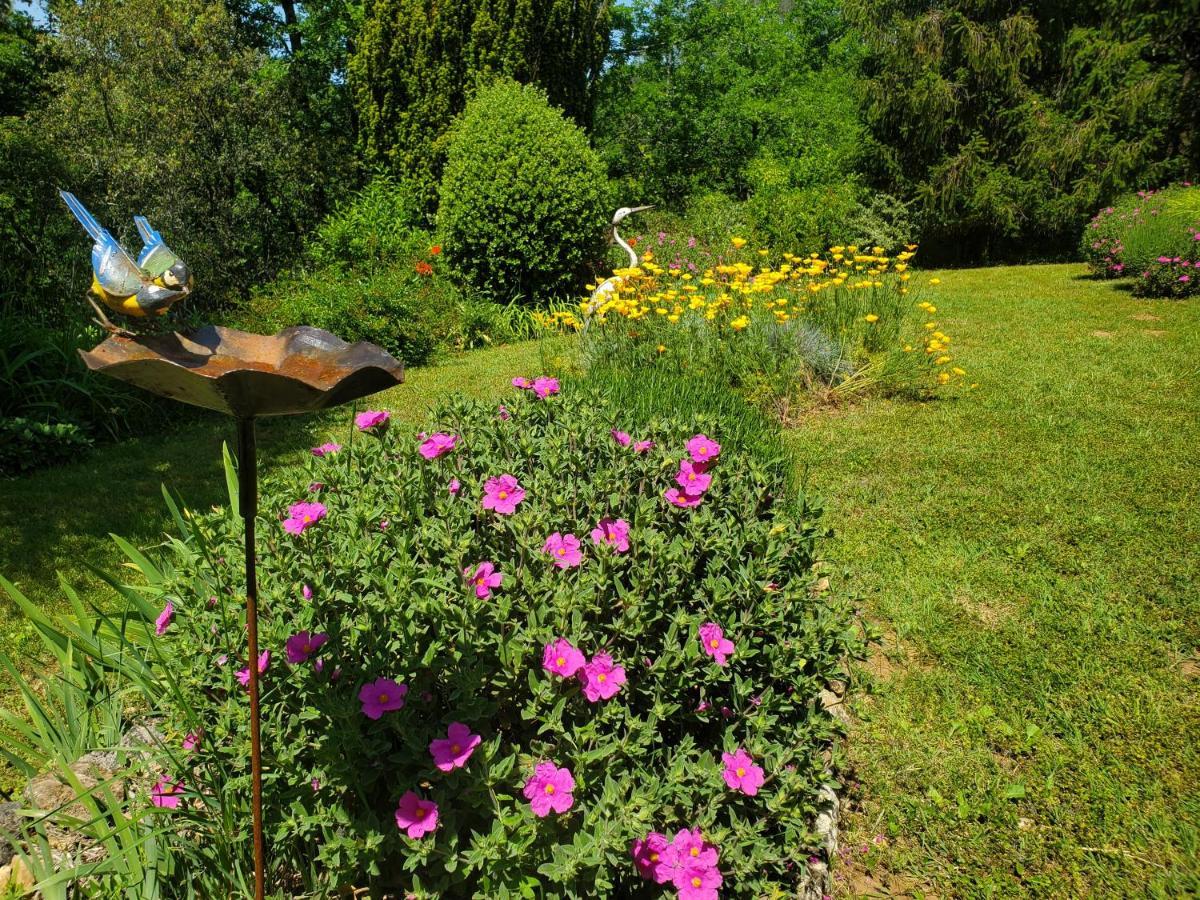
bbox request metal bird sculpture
[59,190,192,334]
[586,205,653,316]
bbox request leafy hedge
[439,79,611,305]
[47,385,855,897]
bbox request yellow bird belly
[91,277,148,318]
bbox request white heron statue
[586,205,653,315]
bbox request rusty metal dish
[78,325,404,418]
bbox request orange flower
[627,236,639,248]
[415,261,433,276]
[429,245,442,256]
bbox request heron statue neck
[613,225,638,268]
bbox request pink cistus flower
[464,561,503,599]
[721,748,765,796]
[429,722,482,772]
[285,631,329,664]
[542,638,586,678]
[310,442,341,458]
[522,761,575,817]
[302,583,313,601]
[677,459,712,496]
[284,501,327,535]
[359,677,407,719]
[699,622,735,666]
[634,440,655,453]
[590,517,631,552]
[355,410,390,432]
[446,479,461,498]
[686,434,720,466]
[611,429,632,446]
[542,532,583,568]
[531,376,560,399]
[676,860,723,900]
[237,650,271,687]
[631,832,673,883]
[419,432,458,460]
[482,474,525,515]
[155,601,174,636]
[511,377,532,389]
[664,487,703,509]
[498,405,511,421]
[580,652,626,702]
[151,776,183,810]
[394,791,438,839]
[182,731,201,752]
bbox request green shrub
[439,79,611,305]
[4,386,856,896]
[234,242,460,366]
[305,176,425,272]
[0,416,93,476]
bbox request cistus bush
[1081,184,1200,297]
[135,386,854,897]
[439,79,611,305]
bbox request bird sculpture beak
[630,205,654,213]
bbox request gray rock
[24,752,126,851]
[0,801,21,867]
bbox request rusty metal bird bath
[81,325,404,900]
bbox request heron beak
[630,205,654,214]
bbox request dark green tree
[349,0,610,197]
[849,0,1198,262]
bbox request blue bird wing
[60,190,148,297]
[132,215,183,278]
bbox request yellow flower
[902,344,913,352]
[953,367,966,376]
[935,355,952,365]
[864,314,879,323]
[656,344,666,353]
[731,237,747,249]
[929,277,941,286]
[937,372,950,384]
[730,315,750,331]
[757,249,769,257]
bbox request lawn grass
[2,265,1198,897]
[787,264,1200,896]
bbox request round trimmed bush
[139,384,854,896]
[438,79,611,304]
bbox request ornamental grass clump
[38,384,855,896]
[581,236,966,414]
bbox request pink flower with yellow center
[429,722,481,772]
[284,501,327,535]
[664,487,703,509]
[686,434,721,465]
[394,790,438,838]
[285,631,329,665]
[522,761,575,817]
[482,474,525,515]
[542,532,583,568]
[359,677,407,719]
[611,429,632,446]
[531,376,560,399]
[676,459,712,497]
[464,561,502,599]
[590,517,631,552]
[698,622,735,666]
[155,601,174,636]
[151,776,183,809]
[237,650,271,687]
[310,442,341,458]
[631,832,672,883]
[580,651,626,702]
[721,748,765,795]
[418,432,458,460]
[542,638,585,677]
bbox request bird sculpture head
[160,259,193,291]
[612,205,654,225]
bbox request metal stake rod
[237,417,266,900]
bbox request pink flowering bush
[32,386,855,897]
